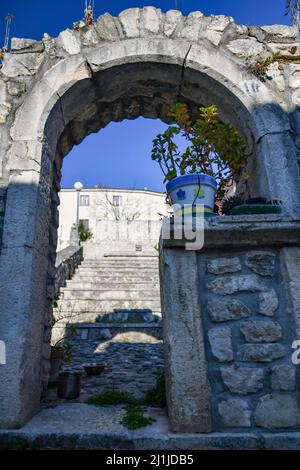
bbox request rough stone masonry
[1,7,300,437]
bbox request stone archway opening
[49,62,253,409]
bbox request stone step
[72,275,160,283]
[84,255,159,262]
[77,267,159,273]
[69,322,163,341]
[60,289,161,301]
[55,298,161,313]
[83,258,159,266]
[53,310,162,324]
[65,281,160,290]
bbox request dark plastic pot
[48,347,65,388]
[58,370,82,399]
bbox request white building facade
[58,187,168,257]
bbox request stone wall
[204,250,297,430]
[161,215,300,433]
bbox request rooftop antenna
[174,0,179,10]
[84,0,95,25]
[3,13,14,52]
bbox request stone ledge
[1,404,300,450]
[162,216,300,249]
[72,322,162,328]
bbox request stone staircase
[54,255,161,328]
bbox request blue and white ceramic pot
[166,174,218,216]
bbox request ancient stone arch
[1,7,300,430]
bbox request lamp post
[74,181,83,231]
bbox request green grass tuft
[122,404,156,430]
[143,374,166,407]
[86,390,135,405]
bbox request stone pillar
[160,248,212,433]
[160,216,300,433]
[0,169,51,428]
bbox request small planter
[166,174,218,216]
[84,363,106,376]
[48,347,65,388]
[58,370,82,399]
[228,204,282,216]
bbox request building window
[79,219,89,229]
[80,195,90,206]
[113,195,122,207]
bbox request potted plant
[49,338,74,388]
[49,304,76,388]
[151,103,247,216]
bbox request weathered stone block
[245,251,276,277]
[57,30,81,55]
[266,63,286,92]
[0,81,7,102]
[163,10,183,37]
[207,298,251,322]
[288,64,300,90]
[221,365,264,394]
[179,11,204,40]
[11,38,45,53]
[2,52,44,77]
[258,289,279,316]
[218,399,251,427]
[0,103,11,124]
[270,364,296,391]
[240,321,282,343]
[201,15,234,47]
[7,80,26,97]
[260,25,298,43]
[78,25,100,47]
[208,327,233,362]
[207,257,241,275]
[238,343,286,362]
[207,274,265,295]
[119,8,140,38]
[140,7,163,35]
[95,13,123,41]
[226,38,264,58]
[255,394,300,428]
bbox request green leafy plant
[52,336,74,362]
[78,220,93,242]
[221,194,245,215]
[249,52,282,80]
[151,103,247,198]
[86,390,157,430]
[122,404,156,430]
[86,390,135,406]
[143,373,166,407]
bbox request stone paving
[46,333,164,404]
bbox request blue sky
[0,1,292,191]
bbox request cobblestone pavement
[46,333,164,404]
